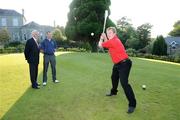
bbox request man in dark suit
[24,30,40,89]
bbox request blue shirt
[40,39,57,55]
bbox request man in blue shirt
[40,31,59,86]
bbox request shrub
[16,44,25,53]
[133,52,180,63]
[82,42,92,52]
[4,41,22,48]
[126,48,137,57]
[0,48,4,53]
[174,51,180,63]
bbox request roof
[0,8,22,16]
[165,36,180,45]
[22,21,40,28]
[21,21,54,32]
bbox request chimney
[54,20,56,28]
[22,9,26,24]
[22,9,24,16]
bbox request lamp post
[40,33,43,41]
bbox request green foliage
[57,47,86,52]
[56,26,66,37]
[65,0,114,52]
[116,17,137,47]
[126,48,137,57]
[152,35,167,56]
[117,16,131,29]
[0,28,11,45]
[173,48,180,62]
[125,36,139,50]
[52,28,64,41]
[4,41,22,48]
[116,17,153,51]
[16,44,25,52]
[169,20,180,36]
[0,46,25,54]
[0,41,25,53]
[143,40,154,53]
[136,23,152,49]
[81,42,92,51]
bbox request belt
[116,58,129,65]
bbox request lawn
[0,52,180,120]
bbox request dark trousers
[43,54,56,82]
[29,63,38,87]
[111,59,136,107]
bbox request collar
[33,37,37,41]
[109,35,118,40]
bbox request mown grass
[0,52,180,120]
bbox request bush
[0,48,4,53]
[67,48,86,52]
[16,44,25,53]
[0,44,25,54]
[81,42,92,52]
[4,41,22,48]
[174,51,180,63]
[174,56,180,63]
[126,48,137,57]
[152,35,167,56]
[57,47,86,52]
[4,47,17,53]
[138,48,147,54]
[144,53,154,59]
[136,53,180,63]
[57,47,66,51]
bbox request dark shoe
[106,93,117,96]
[32,86,40,89]
[127,107,135,114]
[37,83,40,86]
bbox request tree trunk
[89,40,98,52]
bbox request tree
[117,16,132,31]
[117,17,135,47]
[136,23,152,49]
[152,35,167,56]
[57,25,66,37]
[65,0,114,52]
[125,36,139,50]
[52,28,64,41]
[0,28,10,46]
[169,20,180,37]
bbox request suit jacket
[24,38,40,64]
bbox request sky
[0,0,180,37]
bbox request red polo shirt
[102,35,128,64]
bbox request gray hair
[31,30,39,37]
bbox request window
[24,33,27,40]
[13,18,18,26]
[170,41,177,49]
[1,18,7,26]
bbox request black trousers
[29,63,38,87]
[111,59,136,107]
